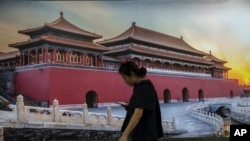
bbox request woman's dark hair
[119,61,147,77]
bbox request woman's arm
[119,108,143,141]
[116,102,128,110]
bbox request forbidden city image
[0,0,250,141]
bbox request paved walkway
[87,101,217,138]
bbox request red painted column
[41,48,44,63]
[100,55,103,68]
[53,48,56,63]
[35,48,38,64]
[23,52,25,66]
[95,55,97,66]
[27,51,30,65]
[63,52,65,63]
[82,54,85,65]
[80,54,82,64]
[66,51,69,64]
[45,47,48,63]
[20,51,23,66]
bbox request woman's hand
[116,102,128,110]
[119,108,143,141]
[118,134,128,141]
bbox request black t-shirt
[121,79,164,141]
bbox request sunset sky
[0,0,249,85]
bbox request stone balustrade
[0,95,175,132]
[231,102,250,125]
[147,68,211,77]
[1,95,125,128]
[162,117,176,131]
[187,103,224,136]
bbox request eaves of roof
[0,50,20,60]
[104,46,212,65]
[102,56,120,62]
[98,22,205,56]
[9,35,110,52]
[209,64,231,70]
[203,53,227,63]
[19,12,102,39]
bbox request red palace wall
[148,74,239,99]
[15,69,51,101]
[14,67,239,106]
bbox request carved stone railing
[187,103,224,136]
[147,68,211,78]
[205,97,250,125]
[10,95,125,127]
[0,95,175,132]
[162,117,176,131]
[231,99,250,125]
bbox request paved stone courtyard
[86,101,217,138]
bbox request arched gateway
[230,91,234,98]
[198,89,204,102]
[163,89,171,103]
[182,88,189,102]
[86,91,98,108]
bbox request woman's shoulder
[136,79,152,86]
[134,79,154,91]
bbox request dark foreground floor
[4,128,229,141]
[48,137,229,141]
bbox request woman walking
[118,61,163,141]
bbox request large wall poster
[0,0,249,140]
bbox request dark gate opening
[86,91,98,108]
[182,88,189,102]
[163,89,171,103]
[198,89,204,102]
